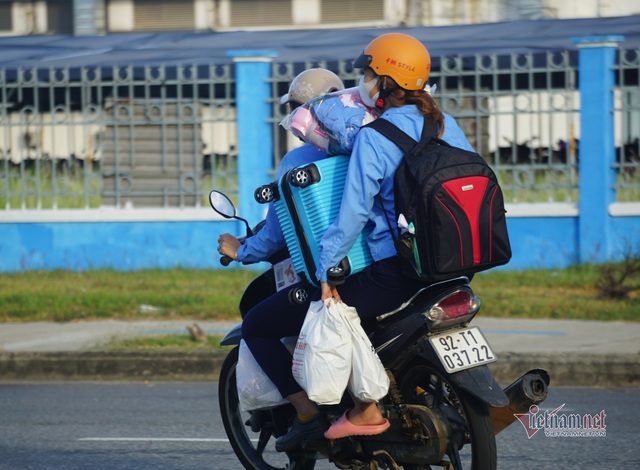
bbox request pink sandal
[324,410,390,439]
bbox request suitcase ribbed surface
[274,156,373,285]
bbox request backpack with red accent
[365,117,512,282]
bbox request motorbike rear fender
[416,341,509,407]
[220,323,242,346]
[450,365,509,407]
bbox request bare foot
[347,404,386,427]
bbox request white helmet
[279,68,345,106]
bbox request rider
[217,68,345,263]
[233,33,476,452]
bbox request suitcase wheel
[254,184,278,203]
[289,168,313,188]
[288,286,309,305]
[327,264,347,285]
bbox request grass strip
[0,265,638,323]
[0,268,257,322]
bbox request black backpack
[365,117,512,282]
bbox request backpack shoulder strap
[365,117,439,153]
[365,116,440,242]
[419,116,440,141]
[364,119,416,154]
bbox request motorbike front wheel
[218,346,316,470]
[400,364,496,470]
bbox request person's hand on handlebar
[217,233,242,262]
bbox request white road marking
[79,438,230,442]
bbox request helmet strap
[376,81,397,108]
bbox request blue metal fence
[0,35,638,272]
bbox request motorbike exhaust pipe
[490,368,550,435]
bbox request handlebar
[217,219,265,268]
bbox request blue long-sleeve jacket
[236,144,325,263]
[315,106,474,282]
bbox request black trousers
[241,256,426,398]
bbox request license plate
[429,327,497,373]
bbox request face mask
[358,75,380,108]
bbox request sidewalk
[1,317,638,386]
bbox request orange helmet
[353,33,431,91]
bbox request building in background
[0,0,638,37]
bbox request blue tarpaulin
[0,16,638,71]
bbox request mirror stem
[239,217,253,237]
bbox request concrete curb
[0,351,228,382]
[1,351,638,387]
[487,352,640,388]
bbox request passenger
[217,68,345,263]
[318,32,474,440]
[231,33,475,452]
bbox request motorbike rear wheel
[400,364,496,470]
[218,346,316,470]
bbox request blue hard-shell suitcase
[255,155,373,286]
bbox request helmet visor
[353,53,372,69]
[279,92,291,105]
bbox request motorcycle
[210,190,550,470]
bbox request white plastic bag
[292,300,352,404]
[236,339,289,411]
[343,305,390,402]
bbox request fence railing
[431,51,582,204]
[1,36,639,273]
[1,45,639,211]
[613,48,640,201]
[0,64,239,209]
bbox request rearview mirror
[209,190,236,219]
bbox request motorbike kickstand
[443,444,463,470]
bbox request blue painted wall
[3,213,637,273]
[0,219,239,271]
[506,217,579,270]
[610,216,640,258]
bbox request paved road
[0,382,638,470]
